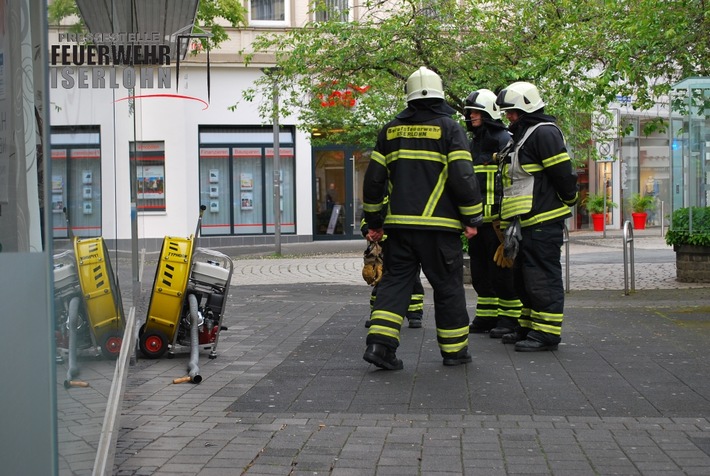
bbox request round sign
[598,142,611,156]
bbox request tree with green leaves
[241,0,708,162]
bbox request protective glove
[493,243,514,268]
[490,221,514,268]
[503,217,522,262]
[362,241,384,286]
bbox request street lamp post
[270,71,281,255]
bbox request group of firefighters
[361,67,579,370]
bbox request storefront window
[130,141,166,212]
[199,126,295,235]
[50,128,103,238]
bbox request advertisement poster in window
[51,175,63,193]
[51,194,64,213]
[209,185,219,198]
[82,170,92,184]
[209,169,219,183]
[240,191,253,210]
[240,173,253,190]
[137,165,165,199]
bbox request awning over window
[75,0,200,57]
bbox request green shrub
[583,194,617,214]
[665,207,710,247]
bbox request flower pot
[631,212,647,230]
[591,213,605,231]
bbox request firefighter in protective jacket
[495,81,579,352]
[362,66,483,370]
[463,89,523,338]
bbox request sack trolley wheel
[139,328,169,359]
[100,330,123,359]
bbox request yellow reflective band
[476,309,498,318]
[542,152,571,168]
[387,125,442,140]
[459,203,483,215]
[474,164,498,173]
[440,342,468,353]
[449,150,473,162]
[385,215,463,230]
[477,296,499,305]
[522,163,543,173]
[437,326,469,339]
[520,205,571,227]
[368,325,401,340]
[423,168,448,216]
[371,310,404,324]
[530,322,561,335]
[531,310,564,323]
[363,202,384,212]
[385,149,447,164]
[411,293,424,301]
[371,150,386,166]
[499,298,522,307]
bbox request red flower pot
[632,212,647,230]
[591,213,605,231]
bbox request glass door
[313,147,370,239]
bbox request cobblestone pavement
[108,228,710,476]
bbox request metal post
[622,220,635,295]
[660,200,664,237]
[271,73,281,255]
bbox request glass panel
[352,149,370,231]
[130,141,166,212]
[233,147,264,234]
[315,0,349,22]
[251,0,285,21]
[265,147,295,233]
[620,135,638,221]
[314,150,346,236]
[199,148,232,235]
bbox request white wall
[49,64,314,240]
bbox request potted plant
[584,194,617,231]
[665,207,710,282]
[628,193,656,230]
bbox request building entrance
[313,147,370,239]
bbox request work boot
[514,331,560,352]
[406,312,423,328]
[442,349,472,366]
[469,317,497,333]
[501,327,528,344]
[489,316,518,339]
[363,344,403,370]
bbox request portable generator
[53,237,125,386]
[139,207,233,384]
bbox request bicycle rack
[563,223,570,293]
[622,220,635,295]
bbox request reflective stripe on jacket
[363,113,483,232]
[500,122,578,227]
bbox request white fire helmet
[464,89,501,120]
[496,81,545,113]
[405,67,445,102]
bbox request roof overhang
[75,0,201,58]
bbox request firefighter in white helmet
[463,89,523,338]
[362,66,483,369]
[495,81,579,351]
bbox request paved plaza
[63,229,710,475]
